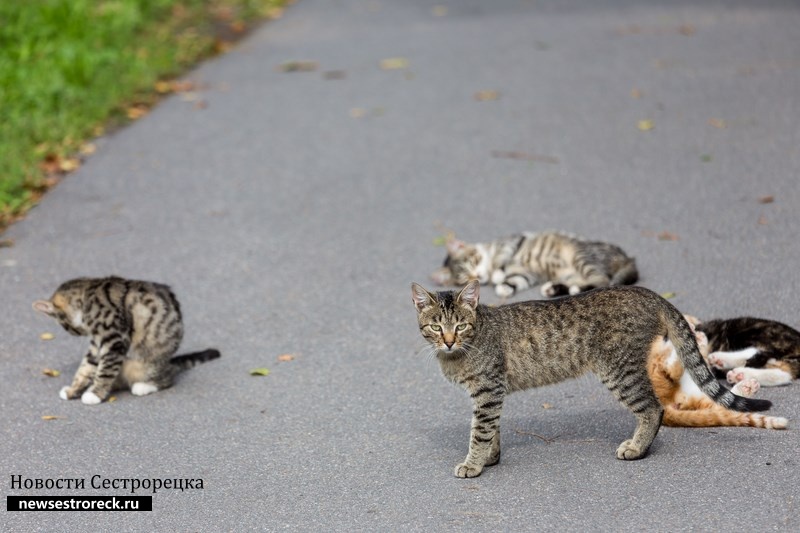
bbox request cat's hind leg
[706,347,758,370]
[727,366,792,387]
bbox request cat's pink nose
[444,340,454,349]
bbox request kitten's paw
[727,369,746,384]
[131,382,159,396]
[59,386,74,400]
[707,352,728,370]
[732,378,760,397]
[81,391,102,405]
[540,282,557,297]
[490,270,506,285]
[568,285,582,296]
[615,440,647,460]
[454,462,483,478]
[767,417,789,430]
[495,284,514,298]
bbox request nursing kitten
[695,317,800,387]
[650,320,787,429]
[411,281,770,478]
[33,276,220,405]
[430,231,637,299]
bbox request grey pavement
[2,0,800,530]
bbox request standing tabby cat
[695,317,800,387]
[649,317,787,429]
[411,281,770,478]
[430,231,638,298]
[33,277,220,405]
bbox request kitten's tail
[610,258,639,286]
[170,349,221,371]
[662,305,771,413]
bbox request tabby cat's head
[33,279,90,336]
[430,239,486,286]
[411,280,480,355]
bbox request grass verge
[0,0,288,232]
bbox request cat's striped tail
[662,305,772,413]
[170,349,221,370]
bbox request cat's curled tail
[170,349,221,371]
[662,306,771,413]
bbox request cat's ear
[430,267,452,286]
[446,237,466,255]
[32,300,55,315]
[411,283,436,311]
[457,280,480,309]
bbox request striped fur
[411,281,769,478]
[33,277,219,404]
[430,231,638,299]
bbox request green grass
[0,0,286,230]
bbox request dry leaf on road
[42,368,60,377]
[40,332,54,341]
[250,368,271,376]
[474,90,499,101]
[379,57,409,70]
[637,119,654,131]
[758,195,774,204]
[657,231,680,241]
[277,354,295,362]
[41,415,64,421]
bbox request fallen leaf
[323,70,347,80]
[432,235,447,246]
[660,292,677,299]
[41,415,63,421]
[127,105,148,120]
[250,368,271,376]
[432,5,448,16]
[40,332,55,341]
[277,60,319,72]
[380,57,409,70]
[474,90,500,101]
[42,368,60,377]
[657,231,680,241]
[108,396,117,403]
[630,88,643,99]
[758,215,768,225]
[350,108,367,118]
[0,239,14,248]
[277,354,295,362]
[708,118,727,129]
[491,150,560,164]
[637,119,654,131]
[700,154,712,163]
[541,402,553,409]
[79,143,96,156]
[59,158,80,172]
[758,195,774,204]
[154,80,173,94]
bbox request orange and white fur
[648,317,788,429]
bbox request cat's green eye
[456,324,467,331]
[430,325,442,332]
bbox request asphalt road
[2,0,799,530]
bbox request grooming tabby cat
[694,317,800,387]
[411,281,770,478]
[430,231,638,299]
[33,277,220,405]
[650,317,787,429]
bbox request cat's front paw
[727,369,746,384]
[707,352,726,369]
[495,284,514,298]
[568,285,582,295]
[732,378,760,397]
[615,439,647,460]
[540,282,558,297]
[131,382,159,396]
[59,386,77,400]
[81,390,103,405]
[490,270,506,285]
[454,462,484,478]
